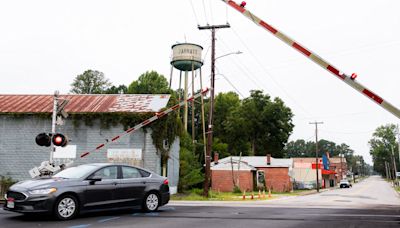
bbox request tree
[285,139,354,159]
[178,132,204,192]
[369,124,399,177]
[213,92,241,141]
[224,90,294,157]
[105,85,128,94]
[128,71,170,94]
[70,70,112,94]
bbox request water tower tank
[171,43,203,71]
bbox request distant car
[4,163,169,220]
[339,179,352,188]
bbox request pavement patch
[97,216,120,223]
[67,224,91,228]
[160,206,176,211]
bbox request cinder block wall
[211,170,253,192]
[0,115,179,188]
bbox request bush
[232,186,242,194]
[0,176,16,199]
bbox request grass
[171,188,315,201]
[171,189,246,201]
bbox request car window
[122,166,142,179]
[54,165,98,179]
[92,166,118,180]
[139,169,151,177]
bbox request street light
[215,51,243,60]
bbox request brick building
[0,94,180,193]
[292,154,340,189]
[211,155,293,192]
[329,156,348,183]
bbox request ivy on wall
[1,105,182,162]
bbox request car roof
[78,163,157,175]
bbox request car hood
[10,177,75,191]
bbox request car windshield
[53,164,99,179]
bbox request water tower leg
[184,71,189,131]
[169,65,173,89]
[178,71,182,118]
[191,62,196,143]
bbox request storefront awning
[322,169,336,175]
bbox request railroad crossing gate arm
[221,0,400,119]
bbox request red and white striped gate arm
[222,0,400,119]
[79,88,209,158]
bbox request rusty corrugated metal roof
[0,94,170,113]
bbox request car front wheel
[54,195,79,220]
[142,192,160,212]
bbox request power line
[189,0,200,25]
[214,69,246,99]
[202,0,209,24]
[230,27,314,118]
[208,0,214,25]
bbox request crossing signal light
[35,133,51,147]
[350,73,357,80]
[52,133,68,147]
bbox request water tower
[170,43,204,131]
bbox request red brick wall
[258,167,291,192]
[211,170,253,192]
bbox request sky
[1,0,400,164]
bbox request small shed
[211,155,293,192]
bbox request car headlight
[28,188,57,195]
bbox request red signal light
[240,1,246,8]
[163,179,169,185]
[52,133,68,147]
[350,73,357,80]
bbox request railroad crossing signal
[35,133,51,147]
[35,133,68,147]
[52,133,68,147]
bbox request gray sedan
[4,163,170,220]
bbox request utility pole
[198,23,230,197]
[310,121,323,192]
[50,91,59,164]
[385,161,389,179]
[391,145,397,182]
[397,125,400,181]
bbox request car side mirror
[87,176,102,184]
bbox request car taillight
[163,179,169,185]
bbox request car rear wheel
[54,195,78,220]
[142,192,160,212]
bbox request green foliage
[70,70,112,94]
[151,94,182,163]
[212,138,229,158]
[369,124,399,177]
[221,90,293,157]
[213,92,241,138]
[128,71,171,94]
[105,85,128,94]
[285,139,354,158]
[178,132,204,192]
[0,176,16,199]
[232,185,242,194]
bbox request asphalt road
[1,176,399,228]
